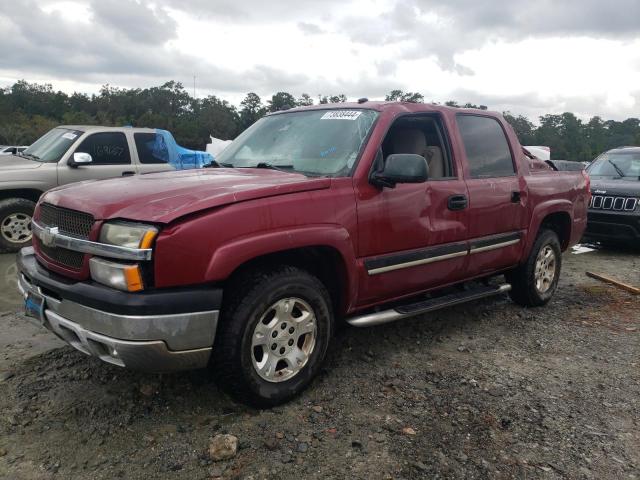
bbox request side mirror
[69,152,92,168]
[371,153,429,188]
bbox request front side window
[75,132,131,165]
[587,151,640,180]
[216,109,378,176]
[457,115,515,178]
[22,128,83,163]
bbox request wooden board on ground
[586,271,640,295]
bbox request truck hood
[0,154,43,171]
[42,168,332,223]
[590,178,640,197]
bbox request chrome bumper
[18,273,217,372]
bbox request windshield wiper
[608,159,626,177]
[19,152,40,161]
[204,160,234,168]
[252,162,295,173]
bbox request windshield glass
[22,127,83,162]
[587,151,640,180]
[216,109,378,176]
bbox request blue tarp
[145,129,214,169]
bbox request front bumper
[584,210,640,243]
[17,247,222,372]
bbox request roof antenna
[357,97,368,104]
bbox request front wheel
[506,229,562,307]
[213,266,333,407]
[0,198,36,253]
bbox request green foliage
[318,94,347,104]
[239,93,267,131]
[268,92,297,112]
[385,90,424,103]
[0,81,638,160]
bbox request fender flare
[523,199,574,257]
[205,224,359,308]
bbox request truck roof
[56,125,157,134]
[268,101,501,119]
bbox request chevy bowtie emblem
[40,226,59,247]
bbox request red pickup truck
[18,102,590,405]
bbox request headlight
[90,257,144,292]
[99,222,158,249]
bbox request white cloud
[0,0,638,120]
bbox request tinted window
[134,132,169,164]
[75,132,131,165]
[457,115,515,177]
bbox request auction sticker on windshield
[321,110,362,120]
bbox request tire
[213,265,334,407]
[506,229,562,307]
[0,198,36,254]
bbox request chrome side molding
[32,221,152,261]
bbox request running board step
[347,284,511,327]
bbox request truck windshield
[588,152,640,180]
[21,128,83,163]
[216,109,378,176]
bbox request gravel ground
[0,246,638,480]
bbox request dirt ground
[0,245,638,480]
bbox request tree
[297,93,314,106]
[239,92,266,130]
[268,92,297,112]
[385,90,424,103]
[503,112,536,145]
[1,79,639,158]
[318,94,347,104]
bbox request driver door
[58,131,138,186]
[355,114,469,306]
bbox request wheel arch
[0,189,43,204]
[206,226,359,316]
[524,200,573,258]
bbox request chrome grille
[37,240,85,270]
[37,203,94,271]
[589,195,638,212]
[39,203,94,239]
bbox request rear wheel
[213,266,333,406]
[0,198,36,253]
[506,229,562,307]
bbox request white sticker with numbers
[62,132,78,140]
[321,110,362,120]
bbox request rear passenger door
[457,114,527,276]
[134,132,176,174]
[58,131,138,185]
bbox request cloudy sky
[0,0,639,120]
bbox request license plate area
[25,290,46,324]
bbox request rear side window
[75,132,131,165]
[134,132,169,164]
[457,115,515,177]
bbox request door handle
[448,194,468,211]
[511,191,521,203]
[121,171,135,176]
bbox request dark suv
[584,146,640,245]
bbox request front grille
[39,203,94,239]
[589,195,638,212]
[37,203,94,271]
[37,240,85,270]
